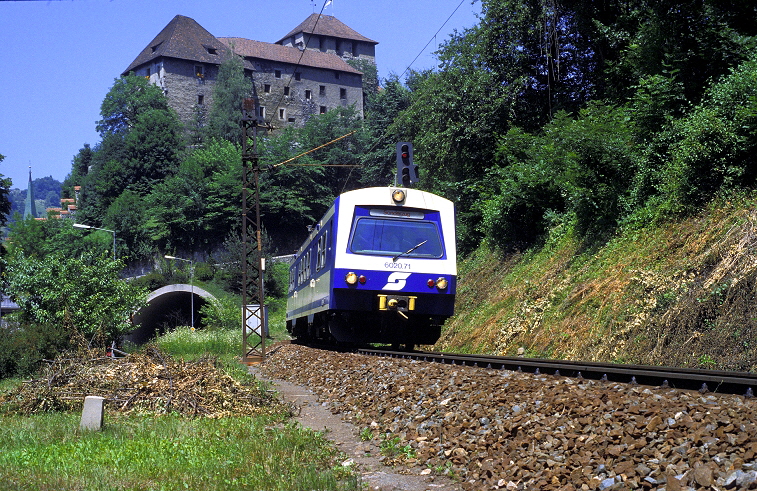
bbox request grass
[437,192,757,370]
[0,412,358,491]
[0,299,360,491]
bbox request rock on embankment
[260,345,757,490]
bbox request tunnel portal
[127,284,216,344]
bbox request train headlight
[392,189,406,204]
[358,275,367,285]
[435,277,449,291]
[345,272,358,285]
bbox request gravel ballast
[259,345,757,490]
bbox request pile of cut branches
[0,346,283,418]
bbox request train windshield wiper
[393,240,427,262]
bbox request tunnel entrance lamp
[73,223,116,260]
[164,255,194,328]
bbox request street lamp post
[165,255,194,328]
[73,223,116,260]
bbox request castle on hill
[122,14,378,129]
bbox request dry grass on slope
[438,198,757,371]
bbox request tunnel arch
[126,284,217,344]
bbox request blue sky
[0,0,480,190]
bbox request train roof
[293,187,454,255]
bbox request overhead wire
[262,0,472,188]
[337,0,470,192]
[264,0,328,128]
[397,0,467,81]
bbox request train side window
[298,254,309,285]
[316,231,328,271]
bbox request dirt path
[249,366,461,491]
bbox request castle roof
[276,14,378,45]
[219,37,362,75]
[122,15,235,75]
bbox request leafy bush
[200,296,241,332]
[194,262,214,282]
[265,261,290,298]
[652,54,757,214]
[130,271,168,291]
[5,252,147,345]
[0,321,69,378]
[480,103,638,249]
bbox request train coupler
[378,294,417,313]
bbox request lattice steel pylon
[241,98,267,364]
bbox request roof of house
[276,14,378,45]
[219,37,362,75]
[122,15,236,75]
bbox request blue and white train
[286,187,456,346]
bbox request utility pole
[239,100,358,364]
[241,98,267,364]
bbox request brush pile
[0,346,281,418]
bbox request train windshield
[349,218,443,258]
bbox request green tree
[103,189,153,260]
[205,50,253,144]
[6,218,112,259]
[63,143,94,199]
[258,107,368,250]
[361,75,413,187]
[0,154,11,227]
[77,74,184,229]
[142,139,242,253]
[480,103,638,248]
[144,174,206,252]
[96,74,173,137]
[6,252,146,344]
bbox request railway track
[262,344,757,489]
[357,347,757,397]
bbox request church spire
[24,166,37,219]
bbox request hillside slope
[436,196,757,372]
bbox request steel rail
[357,348,757,397]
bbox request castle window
[284,86,290,96]
[305,89,312,100]
[294,72,301,81]
[258,106,266,119]
[275,69,282,79]
[319,85,326,96]
[352,42,358,55]
[197,94,204,105]
[195,65,205,78]
[340,88,346,99]
[334,71,340,80]
[264,84,271,93]
[288,117,296,123]
[320,106,327,114]
[205,46,217,55]
[279,108,286,120]
[151,42,162,53]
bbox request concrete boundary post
[80,395,105,431]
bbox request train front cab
[328,187,457,345]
